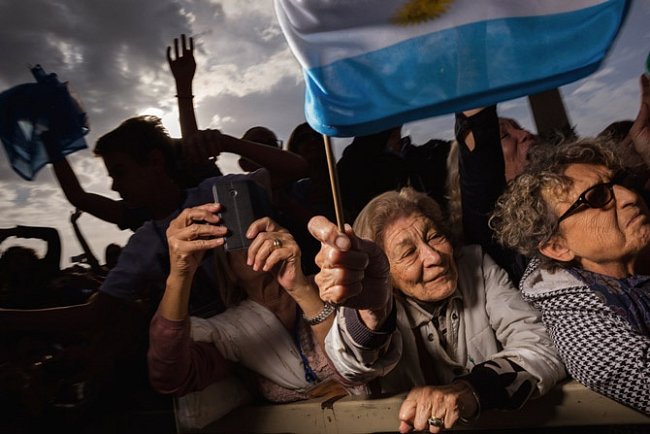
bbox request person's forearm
[176,95,199,140]
[158,272,194,321]
[287,280,334,350]
[51,159,125,225]
[358,297,394,331]
[51,158,88,206]
[221,135,308,188]
[148,311,232,395]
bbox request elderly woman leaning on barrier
[308,188,566,433]
[490,138,650,416]
[147,197,350,404]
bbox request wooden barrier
[175,379,649,433]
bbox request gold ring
[273,238,282,249]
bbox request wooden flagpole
[322,134,345,232]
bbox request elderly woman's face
[382,213,457,302]
[552,163,650,275]
[499,118,536,182]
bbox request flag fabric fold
[0,65,89,181]
[275,0,629,137]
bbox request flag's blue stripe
[304,0,627,137]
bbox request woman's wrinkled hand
[246,217,307,292]
[398,382,479,433]
[308,216,392,313]
[166,203,227,277]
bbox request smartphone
[212,179,258,252]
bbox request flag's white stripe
[276,0,609,68]
[300,0,625,136]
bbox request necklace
[292,305,319,384]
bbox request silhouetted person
[0,225,61,309]
[239,126,282,172]
[336,126,410,222]
[104,243,122,271]
[45,116,185,231]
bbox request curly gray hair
[490,138,621,270]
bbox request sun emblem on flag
[392,0,454,25]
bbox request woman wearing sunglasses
[491,139,650,415]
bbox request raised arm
[157,204,226,321]
[307,216,401,385]
[42,132,127,227]
[630,74,650,167]
[148,203,232,395]
[70,209,102,274]
[167,34,199,140]
[5,224,62,274]
[184,129,308,189]
[456,106,528,285]
[308,216,393,328]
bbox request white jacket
[325,245,566,402]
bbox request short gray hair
[353,187,450,249]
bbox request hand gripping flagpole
[322,135,346,232]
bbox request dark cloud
[0,0,209,143]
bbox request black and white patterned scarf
[568,268,650,335]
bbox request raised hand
[166,203,227,278]
[245,217,308,292]
[167,34,196,90]
[308,215,392,329]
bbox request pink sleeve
[147,309,232,395]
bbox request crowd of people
[1,32,649,434]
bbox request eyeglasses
[557,171,632,223]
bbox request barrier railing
[175,379,649,433]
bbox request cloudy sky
[0,0,649,268]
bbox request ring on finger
[272,238,282,249]
[428,417,444,428]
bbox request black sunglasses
[557,170,639,223]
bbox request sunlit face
[382,213,457,302]
[499,118,536,182]
[102,151,160,208]
[551,163,650,276]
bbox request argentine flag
[275,0,629,137]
